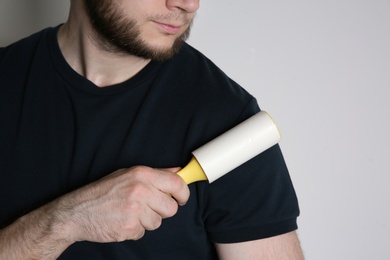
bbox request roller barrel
[191,111,281,183]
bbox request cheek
[120,0,151,18]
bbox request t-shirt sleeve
[202,98,300,243]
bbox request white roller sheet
[192,111,281,183]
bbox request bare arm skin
[215,231,304,260]
[0,166,190,259]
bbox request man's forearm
[0,201,73,259]
[0,166,190,259]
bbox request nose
[166,0,200,13]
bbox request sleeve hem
[208,218,298,244]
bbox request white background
[1,1,389,259]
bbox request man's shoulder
[0,27,53,60]
[169,43,254,104]
[175,43,219,70]
[159,43,259,135]
[0,27,56,95]
[168,43,241,89]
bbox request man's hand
[63,166,190,242]
[0,166,190,259]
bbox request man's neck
[57,6,150,88]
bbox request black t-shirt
[0,27,299,259]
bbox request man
[0,0,303,259]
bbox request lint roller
[177,111,281,184]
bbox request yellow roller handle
[177,157,208,184]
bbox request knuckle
[165,201,179,217]
[132,227,145,240]
[125,222,145,240]
[169,174,185,192]
[130,166,152,179]
[130,165,147,173]
[168,176,190,204]
[151,216,162,230]
[126,200,143,214]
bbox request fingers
[120,167,190,240]
[129,166,190,208]
[61,165,190,243]
[153,168,190,206]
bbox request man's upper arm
[215,231,304,260]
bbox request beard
[84,0,192,61]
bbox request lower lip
[155,22,181,35]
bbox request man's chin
[137,39,185,61]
